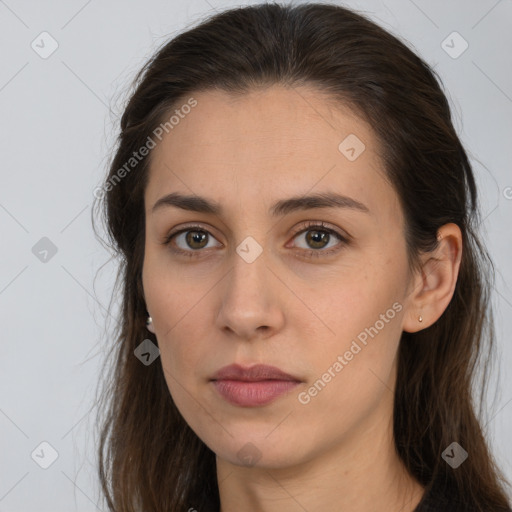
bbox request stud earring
[146,315,156,334]
[418,315,423,323]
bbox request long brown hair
[93,3,511,510]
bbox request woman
[93,3,512,511]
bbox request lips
[211,363,301,382]
[211,364,302,407]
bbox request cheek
[301,294,404,435]
[309,255,406,376]
[156,317,210,425]
[153,301,208,380]
[142,258,201,376]
[143,249,206,335]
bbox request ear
[402,223,463,333]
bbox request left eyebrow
[151,191,370,216]
[270,192,370,217]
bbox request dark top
[201,472,512,511]
[413,474,512,512]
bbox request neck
[216,389,425,512]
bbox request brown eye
[173,229,221,252]
[289,221,350,259]
[183,230,209,250]
[303,229,331,249]
[163,225,222,257]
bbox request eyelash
[162,221,350,260]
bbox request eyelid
[290,220,350,240]
[162,222,220,244]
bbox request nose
[215,247,285,341]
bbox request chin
[207,431,311,470]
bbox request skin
[142,85,462,512]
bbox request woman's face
[142,85,415,469]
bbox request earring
[418,315,423,323]
[146,315,156,334]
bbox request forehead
[151,85,374,165]
[145,85,400,225]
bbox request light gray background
[0,0,511,510]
